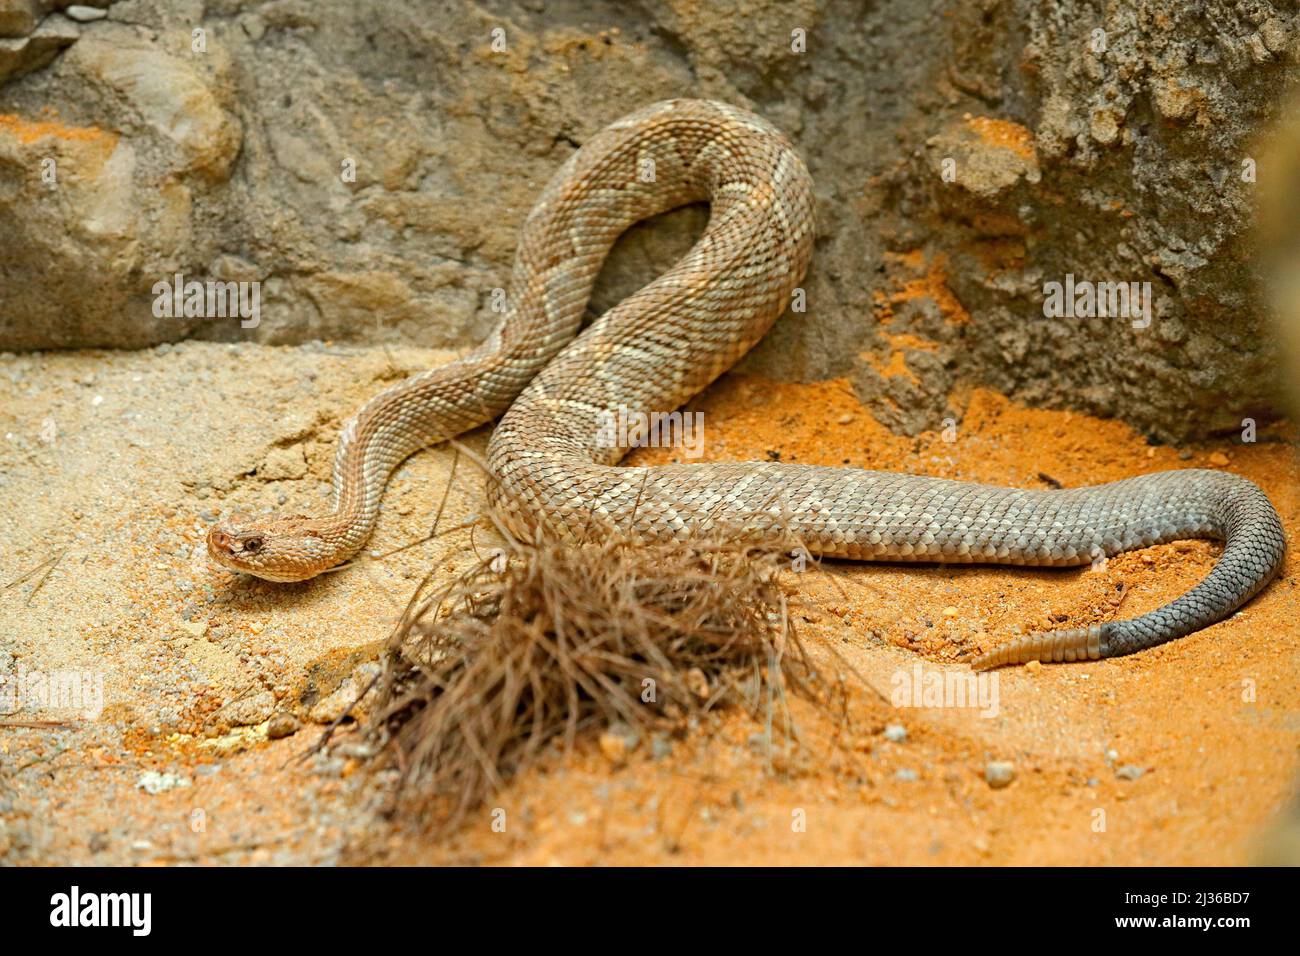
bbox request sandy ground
[1,342,1297,865]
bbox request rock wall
[0,0,1296,441]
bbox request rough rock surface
[0,0,1296,442]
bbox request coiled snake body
[207,99,1286,669]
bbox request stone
[985,761,1016,789]
[266,712,301,739]
[0,14,77,84]
[68,29,242,181]
[63,5,107,23]
[0,0,39,39]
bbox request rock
[598,731,627,766]
[307,661,380,724]
[0,0,1289,442]
[1115,764,1146,781]
[599,722,640,767]
[135,770,191,794]
[883,723,908,743]
[985,761,1016,789]
[926,115,1041,200]
[0,0,39,39]
[224,690,275,727]
[0,13,77,84]
[68,29,242,181]
[1208,452,1231,467]
[63,5,107,23]
[894,768,919,782]
[598,723,639,770]
[266,712,300,739]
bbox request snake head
[206,512,335,582]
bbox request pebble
[985,761,1016,789]
[65,5,109,22]
[266,712,301,743]
[1024,660,1042,674]
[135,771,191,794]
[1115,764,1146,781]
[598,730,628,766]
[894,768,919,782]
[883,723,908,743]
[1208,452,1230,466]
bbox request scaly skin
[207,99,1287,668]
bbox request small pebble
[985,761,1016,789]
[65,4,109,21]
[598,730,628,766]
[1024,660,1042,674]
[135,771,191,794]
[883,723,908,743]
[894,768,918,782]
[1208,451,1230,466]
[267,712,301,739]
[1115,764,1146,781]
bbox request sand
[1,343,1296,865]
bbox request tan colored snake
[207,99,1286,669]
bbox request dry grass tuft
[368,515,848,827]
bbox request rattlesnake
[206,99,1286,669]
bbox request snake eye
[242,537,264,553]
